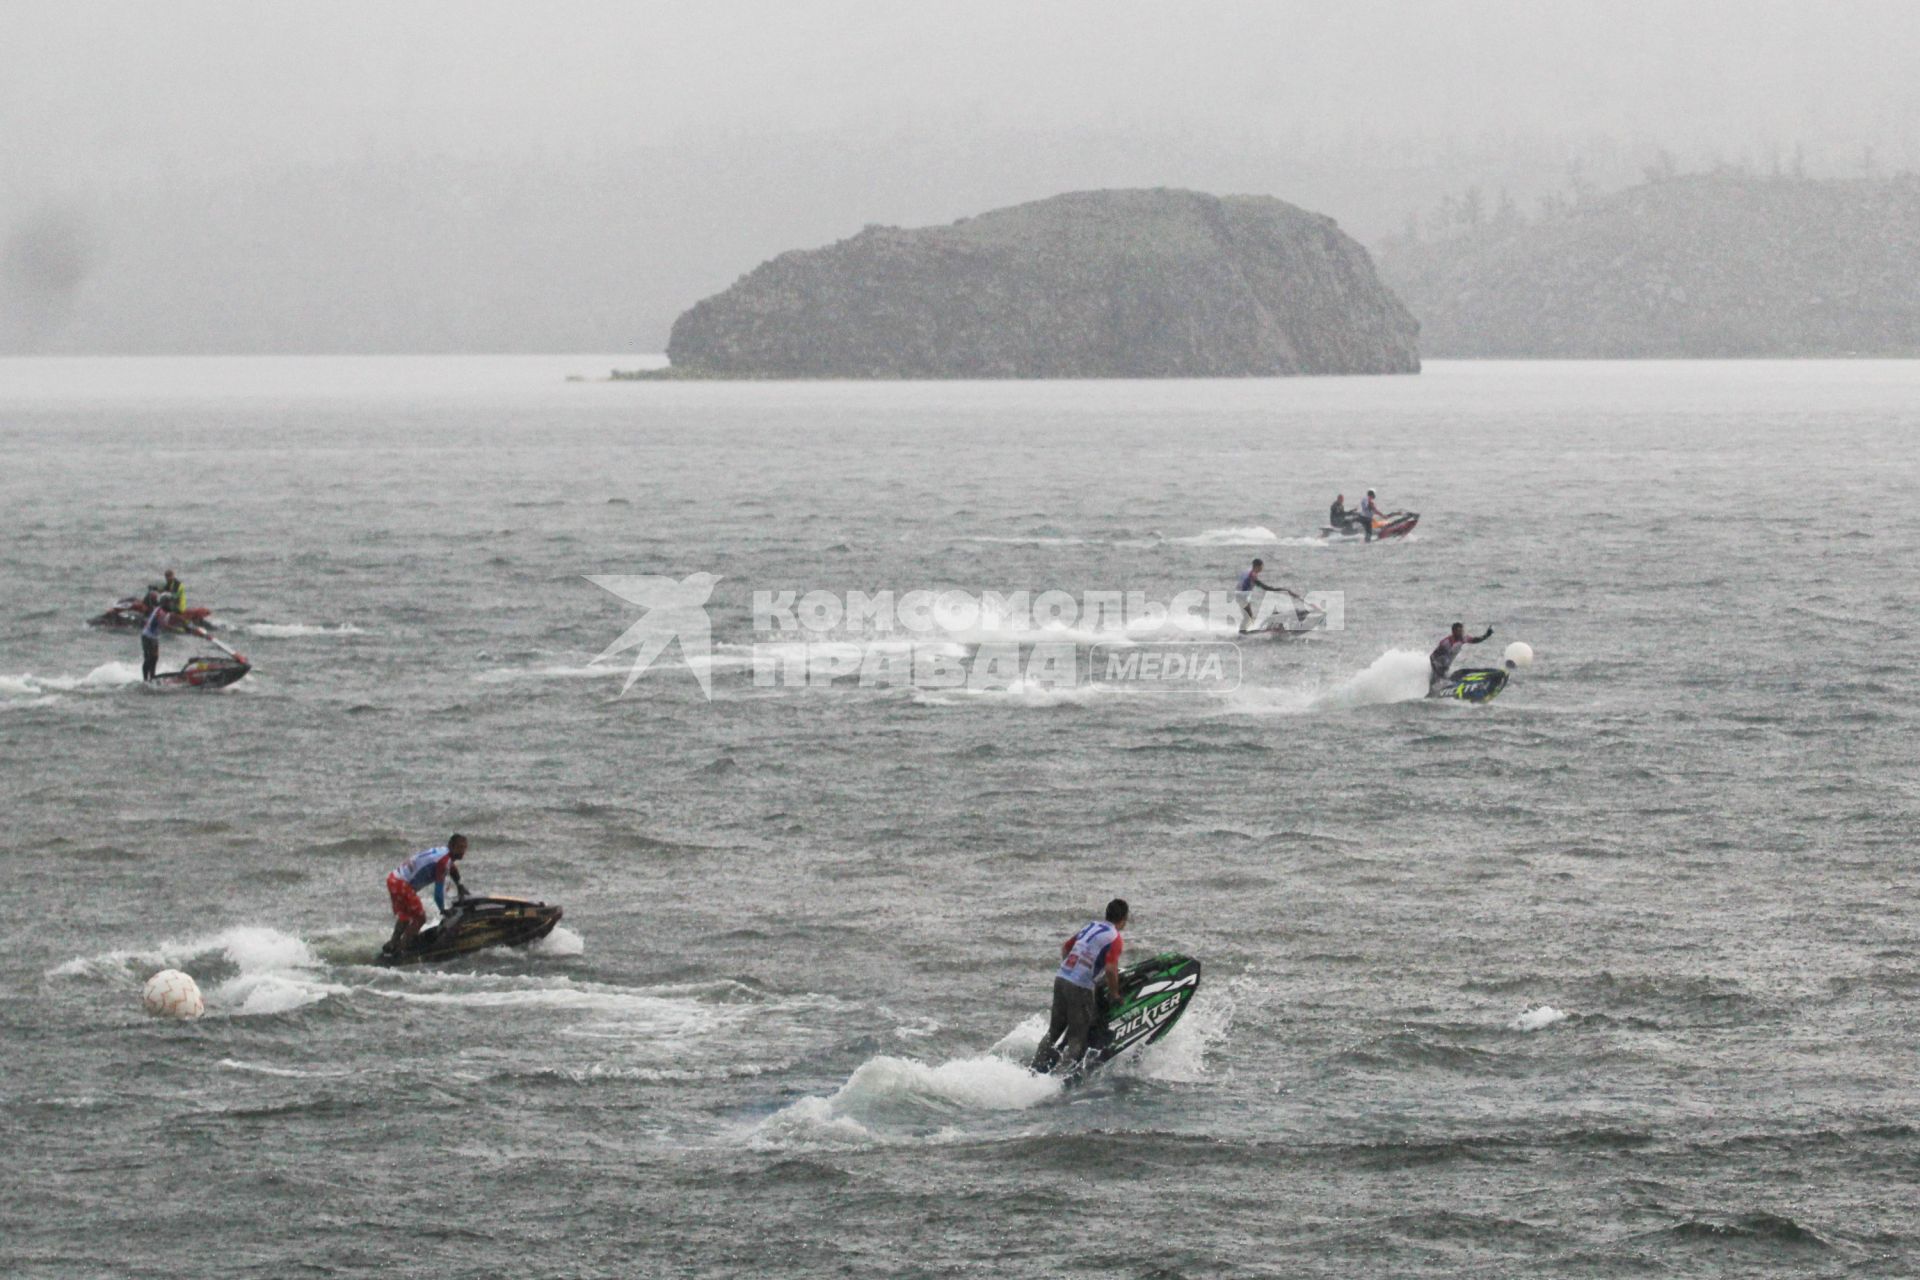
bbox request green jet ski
[1033,952,1202,1078]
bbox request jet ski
[1320,510,1418,541]
[150,653,251,690]
[375,894,564,966]
[1033,952,1202,1078]
[91,598,217,632]
[148,633,250,690]
[1241,605,1326,640]
[1428,665,1511,703]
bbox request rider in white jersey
[1358,489,1384,542]
[1032,898,1129,1074]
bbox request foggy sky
[6,0,1919,353]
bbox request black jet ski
[1034,952,1202,1078]
[91,598,218,632]
[1320,510,1418,541]
[375,894,564,966]
[1428,665,1511,703]
[150,654,251,690]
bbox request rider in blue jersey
[1232,559,1301,633]
[383,835,469,955]
[1032,898,1129,1074]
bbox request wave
[759,993,1229,1149]
[754,1051,1061,1148]
[530,925,585,957]
[909,679,1117,709]
[1165,525,1328,548]
[1,661,144,697]
[50,925,347,1016]
[0,694,62,712]
[1226,648,1432,717]
[240,622,366,638]
[52,921,604,1020]
[1508,1004,1568,1032]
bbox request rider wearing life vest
[1032,898,1129,1074]
[1232,559,1300,632]
[384,835,469,955]
[1430,622,1494,689]
[149,570,185,616]
[1358,490,1384,542]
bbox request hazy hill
[1376,173,1920,357]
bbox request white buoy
[1504,641,1535,669]
[142,969,205,1020]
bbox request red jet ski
[148,633,250,690]
[149,653,250,690]
[91,598,217,633]
[1320,510,1418,542]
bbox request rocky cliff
[664,189,1419,378]
[1377,173,1920,357]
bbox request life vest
[1057,920,1120,990]
[392,846,453,890]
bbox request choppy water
[4,356,1919,1278]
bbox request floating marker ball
[142,969,205,1020]
[1504,641,1535,669]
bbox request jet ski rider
[1233,558,1303,632]
[149,570,185,616]
[139,602,171,682]
[384,835,469,956]
[1430,622,1494,690]
[1032,898,1129,1075]
[1357,489,1385,541]
[1329,494,1366,535]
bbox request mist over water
[4,357,1918,1275]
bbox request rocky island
[657,188,1420,378]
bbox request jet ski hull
[1429,667,1509,703]
[91,601,217,632]
[1034,952,1202,1078]
[1320,511,1418,541]
[1243,611,1325,640]
[375,895,564,966]
[149,655,250,690]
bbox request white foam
[1508,1004,1568,1032]
[1315,648,1434,709]
[1,661,144,696]
[241,622,366,638]
[1124,980,1233,1082]
[1168,525,1282,546]
[1225,647,1432,718]
[754,1051,1061,1148]
[910,679,1114,709]
[217,1058,353,1079]
[52,925,345,1016]
[529,925,585,957]
[371,979,738,1038]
